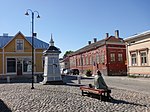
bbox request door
[17,61,22,75]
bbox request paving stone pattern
[0,83,150,112]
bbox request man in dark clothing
[94,70,108,90]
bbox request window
[86,56,89,65]
[74,58,76,66]
[42,57,45,68]
[131,53,137,66]
[78,58,80,66]
[91,55,95,65]
[16,39,24,51]
[101,52,105,63]
[90,56,92,65]
[110,53,115,62]
[96,53,99,63]
[80,57,83,66]
[83,57,85,65]
[23,58,32,72]
[7,58,16,73]
[118,53,123,61]
[140,52,147,65]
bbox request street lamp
[25,9,40,89]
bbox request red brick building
[69,30,127,76]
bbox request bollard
[34,75,37,83]
[77,75,81,84]
[7,76,10,83]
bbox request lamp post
[25,9,40,89]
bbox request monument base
[40,80,64,85]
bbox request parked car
[70,69,79,75]
[63,69,70,74]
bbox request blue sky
[0,0,150,57]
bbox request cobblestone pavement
[0,83,149,112]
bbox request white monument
[41,35,63,84]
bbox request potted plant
[85,69,92,77]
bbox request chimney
[3,33,8,37]
[33,33,37,37]
[106,33,109,38]
[93,38,97,43]
[115,30,119,38]
[88,41,91,45]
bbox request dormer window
[16,39,24,51]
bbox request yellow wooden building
[0,32,49,76]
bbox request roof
[69,36,124,56]
[43,35,61,54]
[44,46,61,54]
[125,30,150,42]
[70,39,105,56]
[0,36,49,49]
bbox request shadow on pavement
[0,75,43,84]
[0,99,12,112]
[110,97,147,107]
[62,75,77,83]
[62,75,86,87]
[0,75,91,86]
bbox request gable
[0,32,49,51]
[0,32,49,52]
[106,36,124,44]
[4,32,33,52]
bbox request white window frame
[110,53,115,62]
[101,52,105,63]
[118,53,123,62]
[16,39,24,51]
[96,53,99,64]
[131,53,137,66]
[140,51,148,66]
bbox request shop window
[23,58,32,72]
[7,58,16,73]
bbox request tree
[63,50,74,58]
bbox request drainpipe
[34,49,36,74]
[106,41,109,76]
[126,42,129,76]
[81,54,83,74]
[2,48,4,75]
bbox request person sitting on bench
[94,70,108,90]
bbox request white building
[125,30,150,77]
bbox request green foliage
[63,50,74,58]
[85,69,92,77]
[128,75,137,78]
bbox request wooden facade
[0,32,48,76]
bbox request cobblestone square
[0,80,150,112]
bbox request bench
[80,86,111,101]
